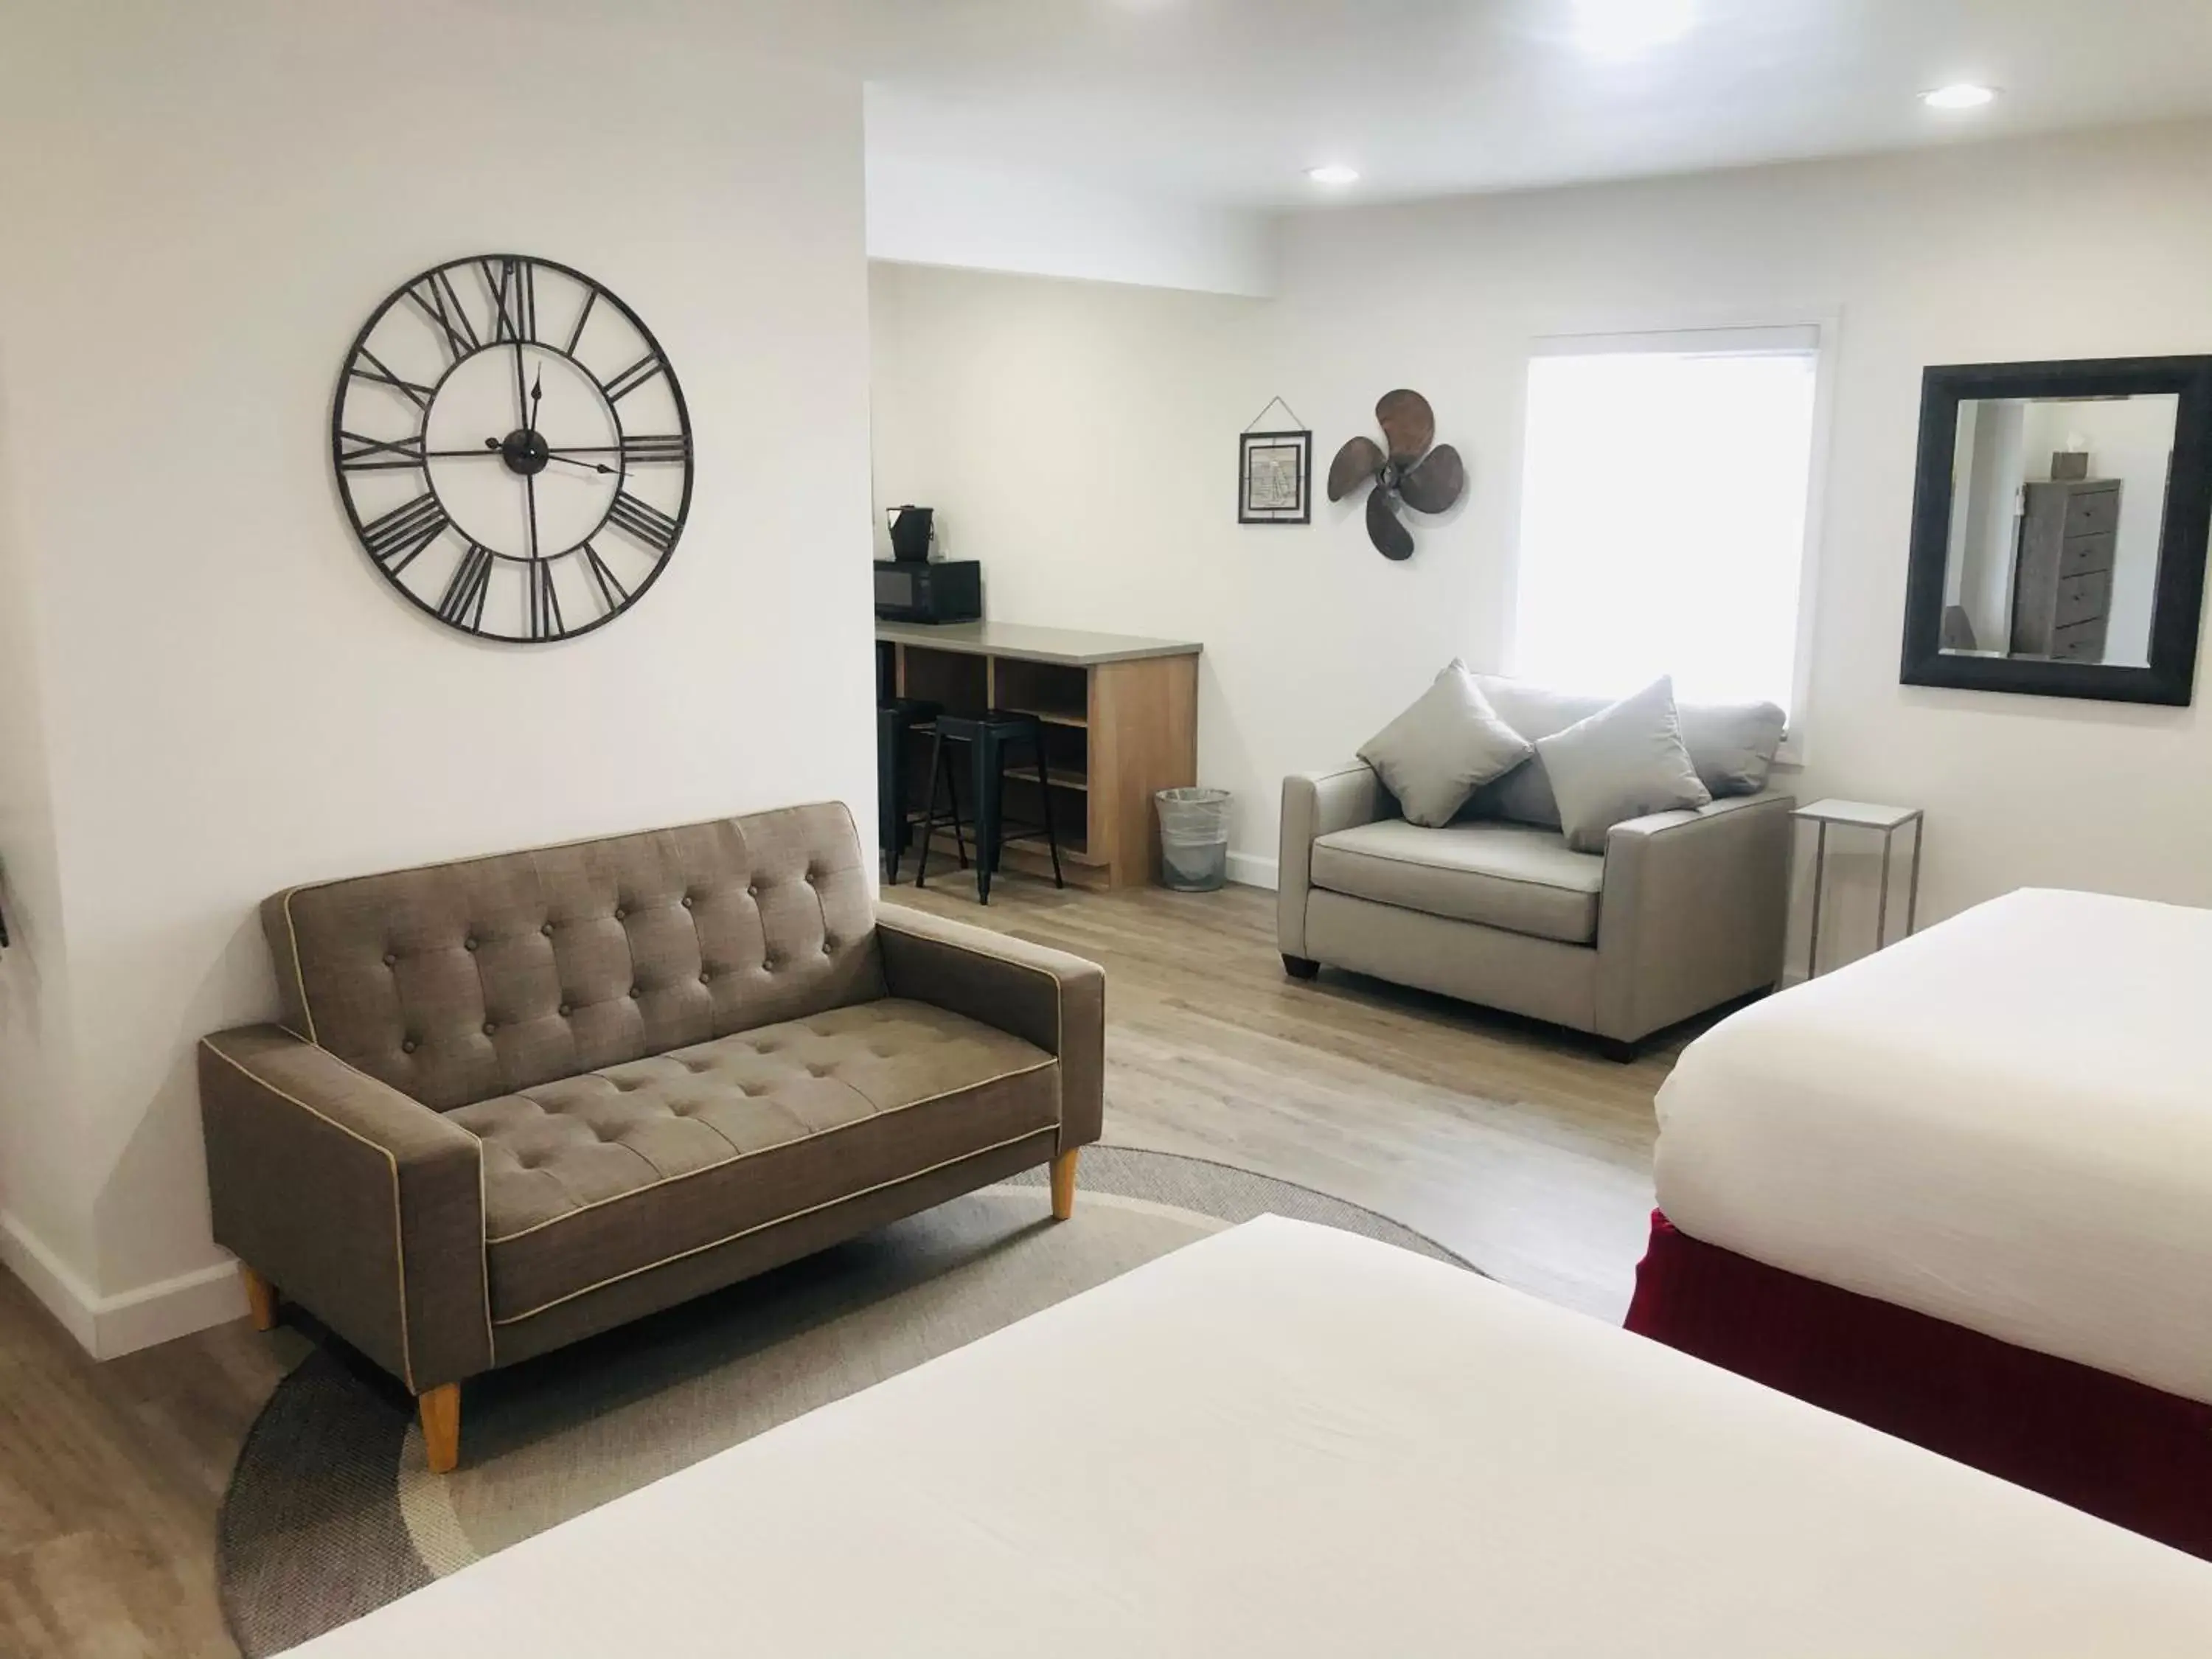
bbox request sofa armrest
[872,903,1106,1152]
[1593,791,1795,1042]
[199,1026,490,1392]
[1279,763,1387,959]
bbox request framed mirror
[1899,355,2212,706]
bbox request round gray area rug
[218,1146,1470,1655]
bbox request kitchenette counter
[876,619,1201,891]
[874,619,1202,667]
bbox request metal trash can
[1155,787,1231,892]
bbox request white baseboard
[0,1208,244,1359]
[1226,851,1279,891]
[97,1258,248,1357]
[0,1209,98,1351]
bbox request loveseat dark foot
[1596,1036,1641,1065]
[1282,954,1321,981]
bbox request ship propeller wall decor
[1328,390,1467,560]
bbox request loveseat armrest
[1279,763,1388,960]
[199,1026,490,1392]
[1593,791,1795,1042]
[873,903,1106,1151]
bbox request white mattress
[286,1214,2212,1658]
[1656,886,2212,1404]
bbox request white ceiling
[722,0,2212,208]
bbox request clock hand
[528,368,543,437]
[473,436,616,476]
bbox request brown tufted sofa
[198,802,1104,1472]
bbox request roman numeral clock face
[331,255,692,641]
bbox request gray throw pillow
[1466,678,1607,826]
[1534,677,1713,853]
[1358,662,1535,828]
[1677,700,1788,796]
[1469,673,1785,823]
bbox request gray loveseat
[1279,765,1791,1054]
[200,802,1104,1472]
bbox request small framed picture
[1239,429,1312,525]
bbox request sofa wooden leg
[241,1265,279,1332]
[1281,954,1320,981]
[1050,1148,1080,1221]
[418,1383,462,1475]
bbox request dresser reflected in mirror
[1901,357,2212,706]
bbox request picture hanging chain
[1243,396,1308,433]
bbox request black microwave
[874,560,981,624]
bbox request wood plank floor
[0,875,1682,1657]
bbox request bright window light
[1512,331,1820,720]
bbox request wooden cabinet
[2011,479,2121,661]
[877,622,1200,890]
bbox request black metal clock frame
[330,253,695,643]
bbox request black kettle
[886,505,935,563]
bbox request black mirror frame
[1899,355,2212,706]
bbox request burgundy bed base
[1625,1211,2212,1562]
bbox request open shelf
[994,658,1090,728]
[1005,765,1088,792]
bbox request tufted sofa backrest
[262,804,886,1113]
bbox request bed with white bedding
[1653,886,2212,1404]
[1633,885,2212,1557]
[286,1214,2212,1658]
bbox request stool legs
[1030,731,1065,891]
[941,743,970,873]
[914,726,947,891]
[972,728,1002,905]
[912,731,970,890]
[917,716,1058,903]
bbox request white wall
[872,121,2212,942]
[0,0,874,1352]
[869,266,1273,875]
[866,150,1276,299]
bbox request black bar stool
[916,710,1065,904]
[877,698,966,885]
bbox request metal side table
[1794,799,1924,980]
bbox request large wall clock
[330,254,693,642]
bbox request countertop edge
[875,625,1203,667]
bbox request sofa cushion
[1537,677,1713,854]
[1356,661,1534,828]
[264,804,885,1113]
[1467,675,1786,827]
[448,998,1057,1326]
[1308,818,1605,945]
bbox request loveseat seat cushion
[448,998,1057,1327]
[1309,818,1604,945]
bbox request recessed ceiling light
[1307,165,1360,187]
[1923,83,1998,111]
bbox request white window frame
[1501,310,1840,768]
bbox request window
[1512,326,1824,730]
